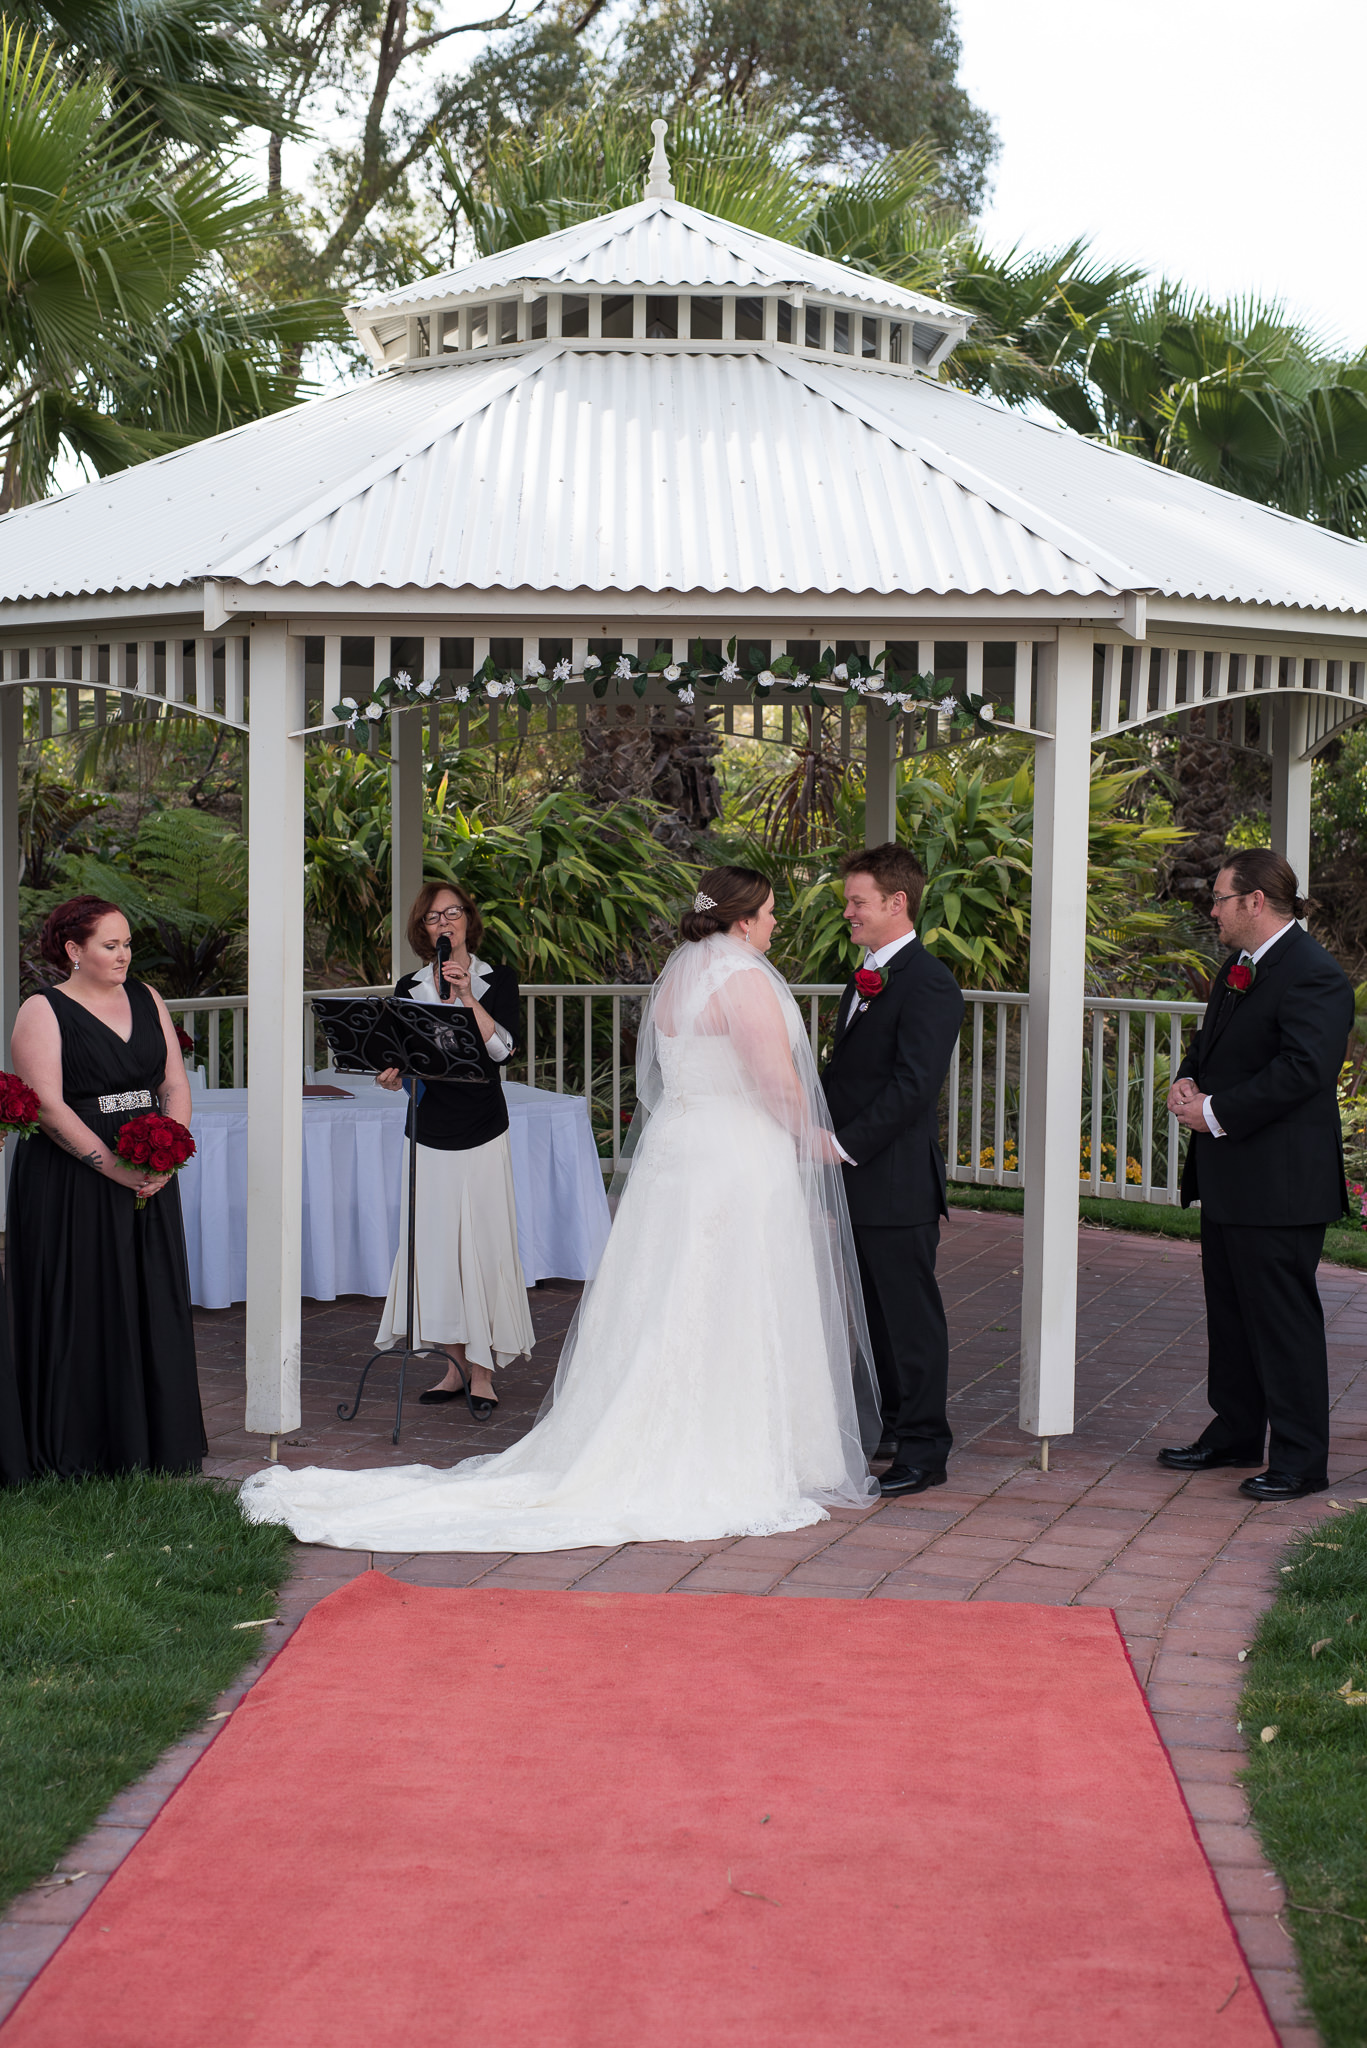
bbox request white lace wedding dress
[241,935,877,1551]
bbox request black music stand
[312,994,488,1445]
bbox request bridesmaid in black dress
[7,896,205,1477]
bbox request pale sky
[953,0,1367,352]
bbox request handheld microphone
[435,932,451,1001]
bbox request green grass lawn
[946,1184,1367,1271]
[1239,1503,1367,2047]
[0,1473,292,1914]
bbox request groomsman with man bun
[1161,848,1354,1502]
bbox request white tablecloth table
[178,1079,611,1310]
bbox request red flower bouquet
[175,1026,194,1054]
[0,1070,42,1139]
[854,967,885,1000]
[116,1112,196,1209]
[1227,961,1254,993]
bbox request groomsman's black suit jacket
[822,937,965,1227]
[1176,925,1353,1227]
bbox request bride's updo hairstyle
[679,866,770,943]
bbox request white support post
[863,699,897,846]
[1270,694,1312,900]
[244,623,305,1439]
[1019,628,1093,1440]
[224,636,246,725]
[0,673,19,1058]
[390,701,424,980]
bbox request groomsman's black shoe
[878,1463,947,1497]
[1238,1471,1329,1502]
[1157,1442,1264,1471]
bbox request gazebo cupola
[348,124,970,380]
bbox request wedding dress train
[241,935,877,1551]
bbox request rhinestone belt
[96,1089,155,1115]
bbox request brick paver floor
[5,1207,1366,2044]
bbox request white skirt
[375,1132,535,1373]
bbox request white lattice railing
[165,983,1207,1202]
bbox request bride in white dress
[241,867,879,1551]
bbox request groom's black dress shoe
[873,1437,898,1461]
[1238,1471,1329,1502]
[878,1463,947,1497]
[1157,1443,1264,1471]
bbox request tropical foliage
[727,747,1205,995]
[303,746,698,984]
[0,21,338,509]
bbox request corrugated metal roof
[855,370,1367,613]
[226,350,1106,600]
[1,343,1366,616]
[347,198,964,321]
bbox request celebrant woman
[373,882,533,1416]
[7,897,204,1477]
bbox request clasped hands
[1167,1075,1211,1132]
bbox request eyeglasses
[422,906,467,927]
[1210,890,1247,908]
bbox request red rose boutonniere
[1227,961,1254,994]
[854,968,884,1002]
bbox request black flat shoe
[878,1464,947,1497]
[469,1395,499,1419]
[1157,1443,1264,1471]
[418,1388,462,1405]
[1238,1471,1329,1502]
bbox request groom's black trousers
[853,1223,951,1469]
[1196,1218,1330,1481]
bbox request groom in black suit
[822,844,964,1496]
[1161,847,1354,1501]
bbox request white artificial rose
[340,696,358,711]
[758,668,775,687]
[832,662,848,680]
[664,663,681,681]
[524,657,546,678]
[583,652,601,669]
[979,702,996,722]
[364,701,385,721]
[416,679,435,698]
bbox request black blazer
[394,959,520,1152]
[1176,925,1353,1227]
[821,936,965,1228]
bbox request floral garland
[331,638,1003,735]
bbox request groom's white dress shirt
[834,927,918,1163]
[1201,920,1294,1137]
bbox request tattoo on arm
[48,1129,105,1171]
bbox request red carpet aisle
[2,1576,1275,2048]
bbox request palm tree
[7,0,288,153]
[0,22,338,509]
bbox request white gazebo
[3,129,1367,1454]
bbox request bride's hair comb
[692,892,717,912]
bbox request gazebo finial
[644,117,675,201]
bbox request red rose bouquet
[0,1070,42,1139]
[116,1111,196,1209]
[854,967,884,1000]
[175,1026,194,1054]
